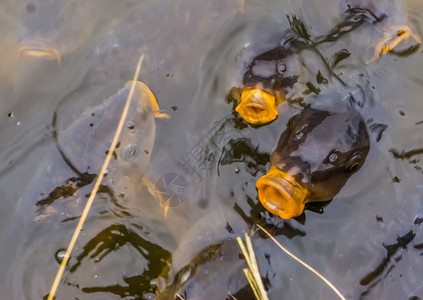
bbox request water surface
[1,0,423,299]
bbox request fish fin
[367,25,421,64]
[141,176,169,217]
[126,80,171,119]
[164,203,170,218]
[155,112,171,119]
[140,176,156,195]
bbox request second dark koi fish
[256,103,370,219]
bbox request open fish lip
[18,45,61,64]
[256,167,309,219]
[235,88,279,125]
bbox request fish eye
[294,124,307,141]
[345,152,363,172]
[329,152,338,163]
[277,61,286,74]
[122,143,137,161]
[295,130,304,141]
[176,265,192,285]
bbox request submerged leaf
[287,15,311,41]
[332,49,351,67]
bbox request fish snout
[235,88,280,125]
[18,38,61,64]
[256,167,309,219]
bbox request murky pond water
[1,0,423,299]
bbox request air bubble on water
[127,121,135,132]
[94,274,99,279]
[235,168,240,174]
[144,293,156,300]
[7,112,14,118]
[55,249,67,264]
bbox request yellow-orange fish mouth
[18,46,61,64]
[235,88,280,125]
[256,167,309,219]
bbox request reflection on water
[0,0,423,299]
[73,224,171,298]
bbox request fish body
[14,0,136,62]
[5,81,167,300]
[18,81,157,225]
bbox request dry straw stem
[237,233,269,300]
[256,224,346,300]
[175,293,184,300]
[46,54,145,300]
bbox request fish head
[257,106,370,219]
[108,81,157,186]
[16,0,97,62]
[235,46,297,125]
[67,81,157,193]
